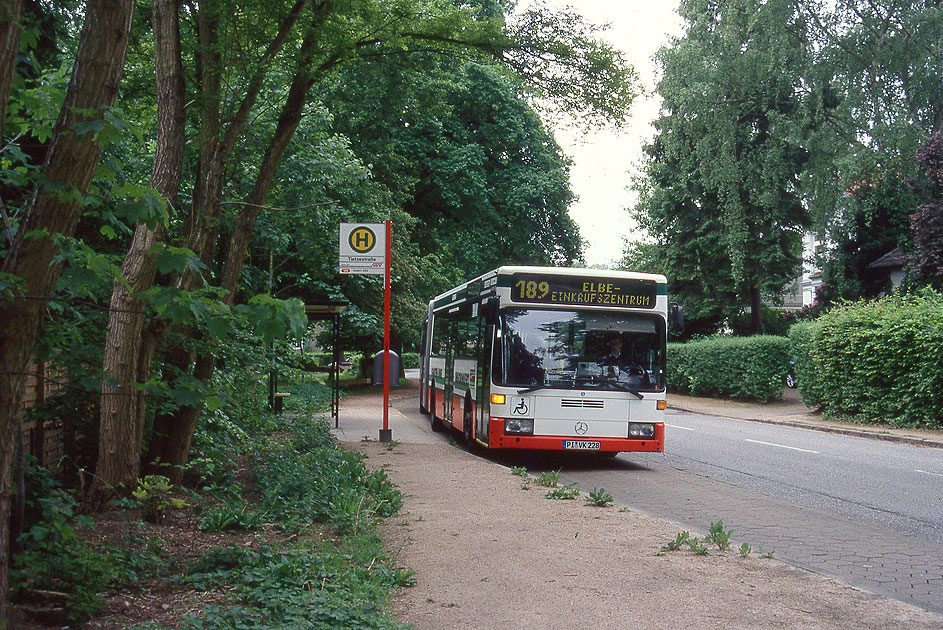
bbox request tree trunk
[142,2,317,483]
[750,282,763,334]
[95,0,185,498]
[0,0,23,141]
[0,0,133,618]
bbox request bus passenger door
[476,318,491,443]
[443,319,455,422]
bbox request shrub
[810,289,943,427]
[400,352,420,369]
[788,320,825,408]
[668,335,790,402]
[253,416,402,535]
[12,464,115,624]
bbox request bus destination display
[509,273,657,308]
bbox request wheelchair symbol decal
[512,397,529,415]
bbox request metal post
[379,219,393,443]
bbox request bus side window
[491,324,503,384]
[432,316,449,357]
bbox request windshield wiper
[517,384,558,394]
[604,381,644,399]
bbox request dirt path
[350,439,943,630]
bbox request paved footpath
[332,381,943,615]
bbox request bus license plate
[564,440,600,450]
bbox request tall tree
[799,0,943,300]
[96,0,639,490]
[909,132,943,288]
[97,0,186,495]
[0,0,134,616]
[633,0,811,333]
[0,0,23,141]
[323,56,582,280]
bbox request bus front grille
[560,399,605,409]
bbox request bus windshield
[500,308,666,392]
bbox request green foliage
[739,542,752,558]
[12,463,114,624]
[788,320,825,408]
[400,352,420,369]
[586,487,613,507]
[661,531,690,552]
[132,475,188,524]
[668,335,790,402]
[796,289,943,427]
[687,536,710,556]
[909,133,943,289]
[544,482,580,500]
[253,416,402,535]
[181,537,411,629]
[535,470,561,488]
[199,503,265,533]
[633,0,809,335]
[707,520,733,551]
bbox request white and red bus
[418,266,676,454]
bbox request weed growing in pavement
[739,542,752,557]
[535,470,562,487]
[759,546,776,558]
[510,466,528,477]
[545,482,580,500]
[662,531,690,552]
[687,536,710,556]
[586,487,614,507]
[707,520,733,551]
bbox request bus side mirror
[485,297,499,325]
[669,302,684,333]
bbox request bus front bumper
[488,418,664,453]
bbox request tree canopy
[628,0,943,333]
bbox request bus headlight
[505,418,534,435]
[629,423,655,438]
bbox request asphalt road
[660,410,943,543]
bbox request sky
[529,1,685,267]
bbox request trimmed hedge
[401,352,419,369]
[668,335,790,403]
[787,321,824,409]
[790,289,943,428]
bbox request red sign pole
[380,219,393,442]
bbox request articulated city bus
[418,266,675,454]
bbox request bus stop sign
[339,223,386,275]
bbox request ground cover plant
[10,378,411,628]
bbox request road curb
[668,405,943,450]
